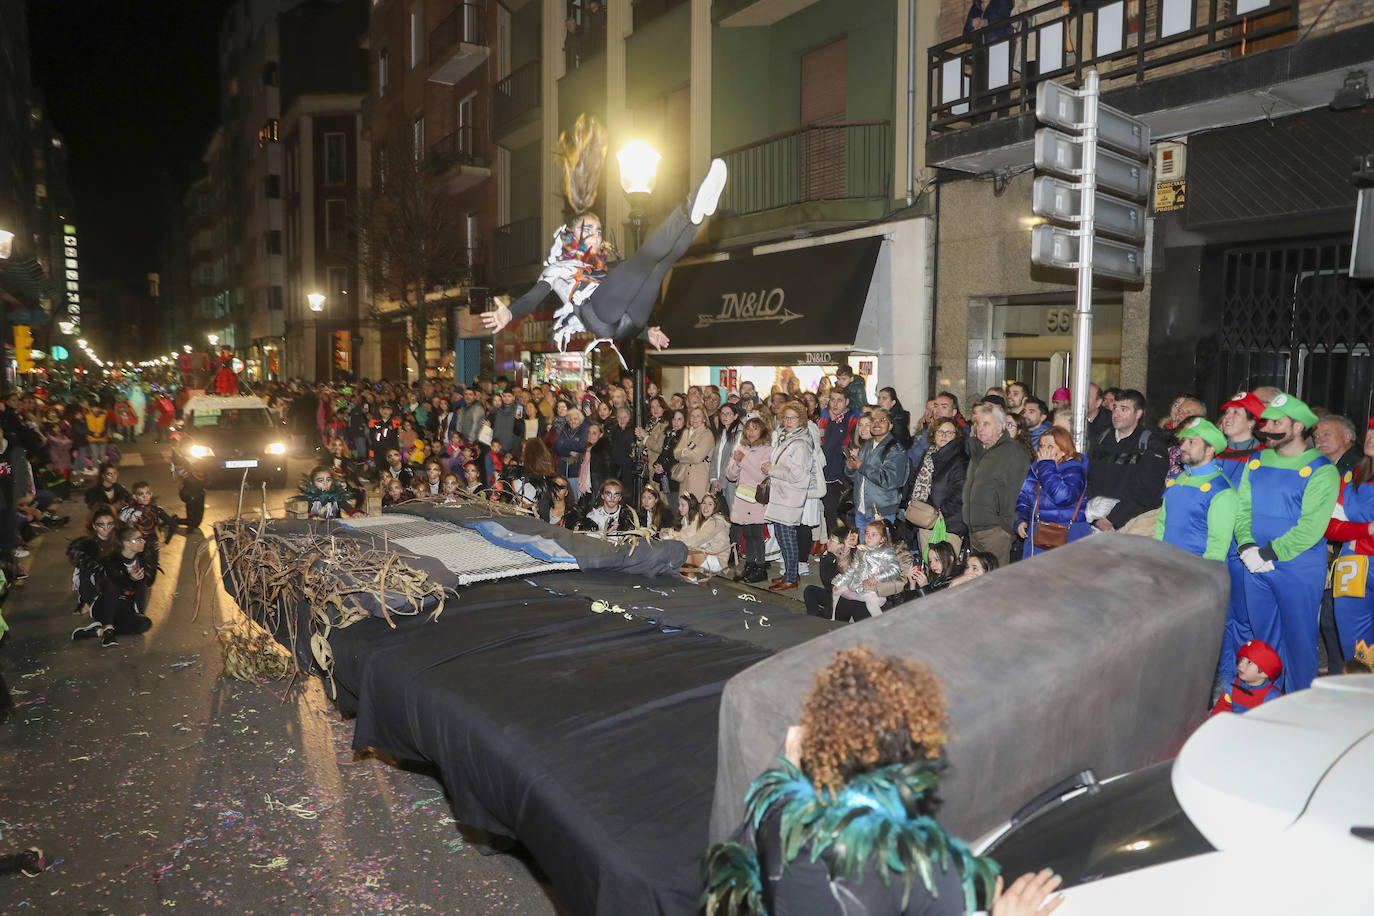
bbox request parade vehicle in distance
[976,675,1374,912]
[169,395,289,488]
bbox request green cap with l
[1177,416,1227,452]
[1260,392,1319,429]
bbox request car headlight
[265,442,287,455]
[188,444,214,459]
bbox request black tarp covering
[215,516,838,914]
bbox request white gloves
[1240,545,1275,574]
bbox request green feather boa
[701,758,999,915]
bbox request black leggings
[584,203,699,337]
[91,592,152,633]
[741,523,766,565]
[803,585,874,622]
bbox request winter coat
[726,443,771,525]
[963,433,1032,535]
[665,513,731,564]
[553,422,589,480]
[919,439,969,537]
[710,422,743,510]
[847,434,910,520]
[1016,456,1089,529]
[764,428,814,527]
[673,424,715,500]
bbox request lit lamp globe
[58,320,75,335]
[0,229,13,260]
[616,142,661,196]
[208,334,219,347]
[308,293,327,312]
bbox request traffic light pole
[1071,70,1099,456]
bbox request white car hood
[1171,674,1374,850]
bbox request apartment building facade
[926,0,1374,417]
[364,0,498,381]
[477,0,937,403]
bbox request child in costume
[440,472,462,502]
[176,466,207,533]
[300,466,362,519]
[829,519,906,619]
[117,482,171,585]
[381,477,417,507]
[1210,639,1283,715]
[481,115,727,365]
[213,347,239,395]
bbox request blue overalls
[1226,451,1337,693]
[1331,479,1374,661]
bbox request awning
[0,258,51,312]
[648,237,881,367]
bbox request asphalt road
[0,441,561,915]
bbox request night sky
[28,1,232,287]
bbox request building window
[327,266,348,306]
[266,230,282,255]
[269,285,284,310]
[325,199,347,251]
[265,174,281,198]
[325,133,347,185]
[378,49,389,97]
[412,117,425,163]
[410,7,424,69]
[458,94,475,156]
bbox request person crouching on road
[71,523,153,649]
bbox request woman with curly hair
[703,646,1061,916]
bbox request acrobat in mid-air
[481,115,727,361]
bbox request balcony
[716,120,892,217]
[494,60,542,146]
[428,126,491,194]
[925,0,1374,173]
[493,217,544,275]
[428,4,489,86]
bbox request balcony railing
[929,0,1297,133]
[429,126,488,170]
[495,60,541,133]
[494,217,544,273]
[430,3,487,60]
[714,121,893,218]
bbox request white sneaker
[13,548,30,559]
[690,158,728,225]
[797,561,810,577]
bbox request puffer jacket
[847,434,910,520]
[1015,456,1089,529]
[763,428,813,527]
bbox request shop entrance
[967,294,1123,403]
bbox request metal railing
[430,3,487,60]
[494,217,544,273]
[928,0,1296,133]
[495,60,541,133]
[429,126,487,169]
[714,121,893,217]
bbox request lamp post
[616,141,661,440]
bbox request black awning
[652,237,881,355]
[0,258,51,311]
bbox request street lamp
[208,333,219,347]
[57,320,74,335]
[616,142,662,252]
[0,228,13,260]
[616,141,662,485]
[307,292,326,312]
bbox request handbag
[1031,480,1085,551]
[905,499,939,528]
[671,462,689,483]
[755,477,771,505]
